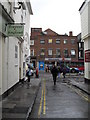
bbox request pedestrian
[26,65,31,87]
[57,66,62,78]
[36,66,39,78]
[51,64,58,85]
[63,66,66,78]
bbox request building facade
[79,0,90,82]
[0,0,33,99]
[30,28,84,70]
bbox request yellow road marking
[38,89,43,118]
[66,84,90,102]
[38,79,46,117]
[43,80,46,115]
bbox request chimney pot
[69,31,73,36]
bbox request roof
[44,28,59,36]
[79,0,86,11]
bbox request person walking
[63,66,66,78]
[26,66,31,88]
[51,64,58,85]
[35,66,39,78]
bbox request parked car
[70,67,79,73]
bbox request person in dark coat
[63,66,66,78]
[51,64,58,85]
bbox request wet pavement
[2,77,41,119]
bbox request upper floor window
[30,40,34,45]
[64,49,68,57]
[79,51,84,58]
[48,49,52,56]
[30,49,34,56]
[56,49,60,57]
[56,39,60,44]
[48,39,53,43]
[71,39,75,44]
[40,40,45,44]
[64,39,68,44]
[79,43,81,48]
[40,48,45,56]
[15,45,18,58]
[71,49,76,57]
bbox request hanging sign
[85,49,90,62]
[6,23,24,37]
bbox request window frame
[48,49,53,56]
[64,39,68,44]
[56,39,60,44]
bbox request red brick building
[30,28,84,70]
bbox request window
[79,51,84,58]
[40,40,45,44]
[79,43,81,48]
[48,39,52,43]
[15,45,18,58]
[30,49,34,56]
[56,39,60,44]
[71,39,75,44]
[30,40,34,45]
[71,49,76,57]
[64,39,68,44]
[64,49,68,57]
[40,49,45,56]
[48,49,52,56]
[56,49,60,57]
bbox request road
[29,72,88,119]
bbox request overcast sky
[30,0,84,36]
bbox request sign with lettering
[6,24,24,37]
[85,49,90,62]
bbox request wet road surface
[29,72,88,118]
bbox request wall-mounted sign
[6,23,24,37]
[45,58,71,61]
[85,49,90,62]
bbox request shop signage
[85,49,90,62]
[6,23,24,37]
[45,58,71,61]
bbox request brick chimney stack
[69,31,73,36]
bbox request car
[70,67,79,73]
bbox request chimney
[69,31,73,36]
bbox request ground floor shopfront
[31,57,84,71]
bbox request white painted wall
[80,0,90,80]
[2,37,19,94]
[84,38,90,79]
[0,34,2,95]
[0,0,32,95]
[81,3,88,39]
[88,1,90,34]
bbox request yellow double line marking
[66,84,90,102]
[38,80,46,118]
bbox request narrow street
[29,72,88,118]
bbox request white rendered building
[79,0,90,82]
[0,0,33,98]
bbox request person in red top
[36,67,39,78]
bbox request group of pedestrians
[26,65,39,88]
[51,64,66,85]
